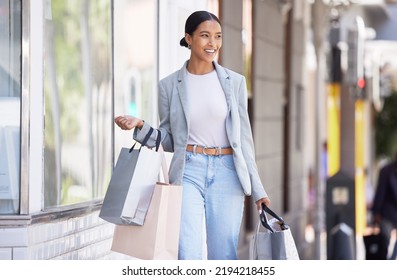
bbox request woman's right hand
[256,197,271,213]
[373,214,382,225]
[114,115,144,130]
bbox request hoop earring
[188,44,191,49]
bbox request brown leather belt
[186,144,233,156]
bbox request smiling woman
[114,10,271,260]
[180,11,222,72]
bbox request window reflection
[44,0,112,207]
[113,0,157,153]
[0,0,21,214]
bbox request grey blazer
[133,60,267,202]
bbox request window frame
[0,0,115,223]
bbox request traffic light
[327,23,342,83]
[357,78,365,89]
[346,16,366,99]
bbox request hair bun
[180,37,188,48]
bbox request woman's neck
[186,59,214,75]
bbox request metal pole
[312,0,328,260]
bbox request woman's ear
[185,33,192,46]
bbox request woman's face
[185,20,222,63]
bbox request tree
[375,92,397,160]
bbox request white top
[186,69,230,148]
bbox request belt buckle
[192,144,198,155]
[202,146,222,156]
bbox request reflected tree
[375,91,397,160]
[44,0,111,207]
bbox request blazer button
[233,143,238,148]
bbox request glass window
[113,0,158,154]
[0,0,21,214]
[44,0,112,207]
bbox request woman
[115,10,270,260]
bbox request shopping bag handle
[129,127,161,153]
[141,127,154,147]
[156,129,171,185]
[154,129,161,152]
[260,203,287,233]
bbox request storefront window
[0,0,21,214]
[113,0,158,155]
[44,0,112,207]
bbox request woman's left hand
[255,197,271,213]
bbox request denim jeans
[178,152,245,260]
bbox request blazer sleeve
[237,75,268,202]
[132,80,174,152]
[157,80,174,152]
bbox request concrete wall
[251,0,310,257]
[220,0,244,74]
[288,0,311,252]
[252,0,284,217]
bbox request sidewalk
[238,224,396,260]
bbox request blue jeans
[178,152,245,260]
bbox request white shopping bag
[99,128,163,225]
[250,205,300,260]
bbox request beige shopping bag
[111,145,182,260]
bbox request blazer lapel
[213,61,232,113]
[177,61,190,130]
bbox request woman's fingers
[114,115,133,130]
[256,197,271,212]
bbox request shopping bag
[249,204,300,260]
[111,145,183,260]
[99,127,163,225]
[363,226,388,260]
